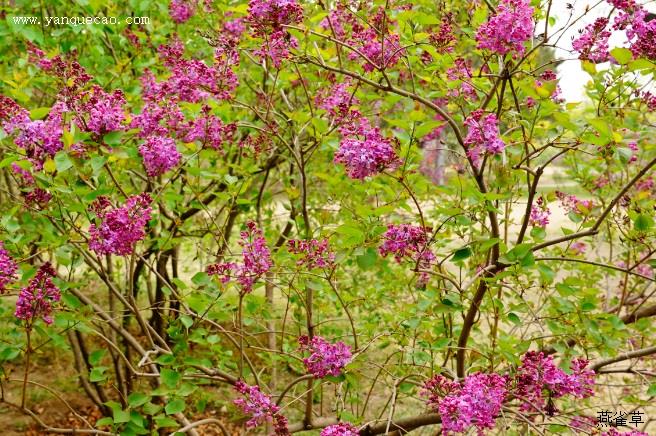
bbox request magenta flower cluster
[476,0,534,57]
[529,197,551,228]
[348,8,404,72]
[15,262,61,325]
[298,335,352,378]
[0,98,66,170]
[572,18,611,63]
[320,422,359,436]
[464,110,506,168]
[423,373,507,434]
[181,110,237,151]
[515,352,595,413]
[287,238,335,269]
[379,224,435,269]
[334,122,400,180]
[169,0,196,23]
[79,85,126,135]
[138,136,182,177]
[88,194,152,256]
[207,221,272,293]
[248,0,303,67]
[233,380,289,435]
[556,191,594,215]
[0,242,18,293]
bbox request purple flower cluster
[464,110,506,167]
[169,0,196,23]
[88,194,152,256]
[253,30,299,68]
[572,18,611,63]
[207,221,272,293]
[476,0,534,57]
[446,59,477,100]
[24,188,52,208]
[348,8,404,72]
[233,380,289,435]
[316,80,359,124]
[514,352,595,413]
[423,373,507,434]
[287,238,335,269]
[138,136,182,177]
[529,197,551,228]
[429,14,456,53]
[1,98,66,170]
[556,191,594,215]
[247,0,303,66]
[79,85,126,135]
[379,224,435,268]
[15,262,61,325]
[320,422,359,436]
[0,242,18,293]
[181,111,237,151]
[334,122,400,180]
[298,335,352,378]
[153,38,239,103]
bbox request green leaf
[128,392,150,408]
[113,408,131,423]
[161,368,181,388]
[103,131,124,145]
[29,107,51,120]
[634,214,653,231]
[610,47,633,65]
[647,384,656,396]
[54,152,73,172]
[164,399,185,415]
[95,417,113,427]
[451,247,471,263]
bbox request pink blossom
[529,197,550,228]
[15,262,61,325]
[248,0,303,31]
[316,80,359,123]
[181,110,236,150]
[476,0,534,57]
[0,242,18,294]
[569,242,587,255]
[572,18,611,63]
[423,373,507,434]
[379,224,435,268]
[253,30,298,67]
[207,221,272,293]
[348,8,404,72]
[514,352,595,413]
[2,100,66,170]
[24,188,52,207]
[233,381,289,435]
[464,110,505,167]
[430,14,456,53]
[320,423,359,435]
[298,335,352,378]
[334,124,399,179]
[79,86,126,135]
[138,136,182,177]
[169,0,196,23]
[11,163,34,186]
[446,58,478,100]
[556,191,594,215]
[287,239,335,269]
[88,194,152,256]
